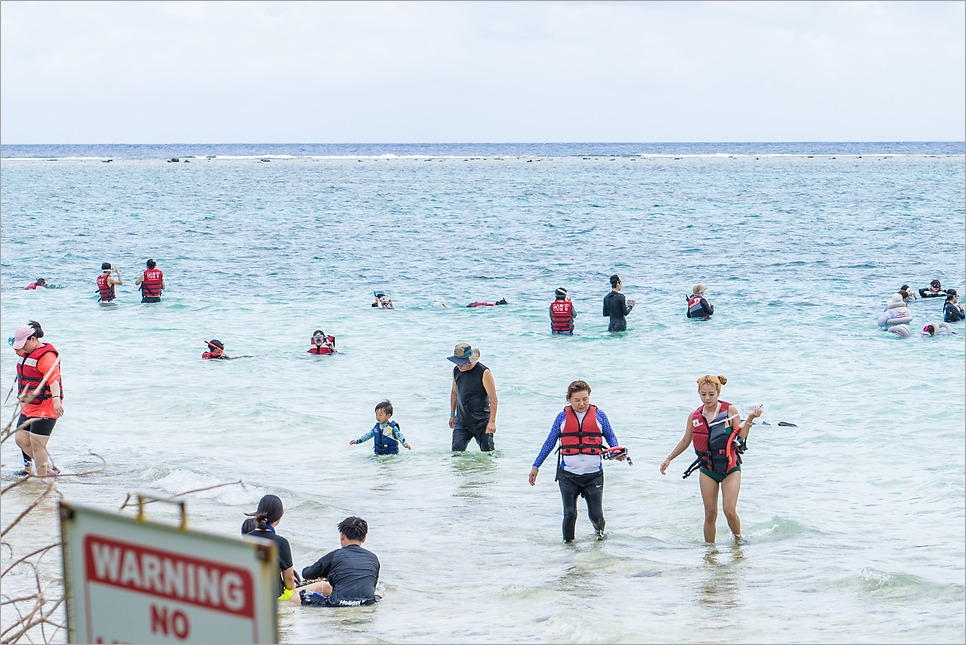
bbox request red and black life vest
[690,400,739,474]
[308,335,336,354]
[141,269,163,297]
[550,300,574,332]
[560,405,603,455]
[687,295,708,319]
[17,344,62,404]
[96,274,115,301]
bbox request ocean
[1,141,964,643]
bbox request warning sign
[60,501,277,644]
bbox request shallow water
[1,147,964,643]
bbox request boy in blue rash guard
[528,380,626,542]
[350,400,411,454]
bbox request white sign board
[60,501,278,644]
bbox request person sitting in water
[687,284,714,320]
[292,516,384,607]
[350,400,411,454]
[877,294,913,335]
[898,289,915,305]
[466,298,508,308]
[919,279,947,299]
[922,320,954,336]
[549,288,576,335]
[308,330,336,354]
[943,290,964,323]
[371,292,394,309]
[242,495,298,600]
[24,278,47,290]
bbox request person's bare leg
[289,580,332,604]
[720,471,742,541]
[699,472,720,543]
[29,434,51,476]
[15,430,34,473]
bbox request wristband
[450,413,456,417]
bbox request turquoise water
[2,148,964,643]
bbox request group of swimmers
[878,280,963,337]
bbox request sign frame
[60,499,278,644]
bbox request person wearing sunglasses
[9,321,63,477]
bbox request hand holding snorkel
[602,446,632,465]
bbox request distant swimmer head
[693,284,708,296]
[555,287,568,300]
[338,516,368,542]
[146,259,156,269]
[900,284,911,292]
[312,329,326,344]
[923,323,937,336]
[447,342,480,366]
[946,289,958,302]
[931,279,942,290]
[206,339,225,351]
[898,289,913,302]
[101,262,112,271]
[496,298,508,305]
[36,278,46,287]
[610,274,621,288]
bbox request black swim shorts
[18,415,56,437]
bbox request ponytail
[244,494,284,531]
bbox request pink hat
[11,325,35,350]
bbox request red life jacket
[25,282,40,290]
[96,274,115,301]
[141,269,164,297]
[687,295,708,319]
[17,344,62,404]
[550,300,574,332]
[560,405,603,455]
[202,351,227,360]
[690,400,740,474]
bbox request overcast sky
[1,1,963,144]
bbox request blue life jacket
[372,421,401,455]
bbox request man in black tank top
[447,343,498,451]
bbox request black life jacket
[372,421,401,455]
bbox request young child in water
[350,400,411,454]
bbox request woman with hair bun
[660,375,761,543]
[242,494,297,599]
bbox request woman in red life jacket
[308,330,335,354]
[660,375,761,543]
[529,380,626,542]
[135,258,165,303]
[10,321,63,477]
[95,262,122,302]
[24,278,47,290]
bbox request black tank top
[453,362,490,426]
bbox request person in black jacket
[687,284,715,320]
[943,290,964,323]
[292,517,383,607]
[919,279,947,299]
[602,274,635,332]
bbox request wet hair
[101,262,112,271]
[931,279,942,289]
[924,324,937,336]
[946,293,958,302]
[245,494,284,531]
[146,259,156,269]
[27,321,44,340]
[338,516,368,541]
[207,339,225,350]
[566,380,592,400]
[696,374,728,393]
[240,518,256,535]
[375,400,393,416]
[898,289,913,301]
[900,284,911,292]
[36,278,46,286]
[610,274,621,287]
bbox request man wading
[602,274,635,332]
[448,343,498,452]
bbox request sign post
[60,499,278,644]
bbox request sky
[1,1,964,144]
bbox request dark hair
[207,339,224,350]
[555,287,568,300]
[146,259,156,269]
[245,494,284,531]
[610,274,621,287]
[931,279,942,288]
[375,400,393,416]
[900,284,911,292]
[37,278,46,286]
[240,518,256,535]
[898,289,912,301]
[27,321,44,340]
[101,262,112,271]
[338,516,368,541]
[566,380,591,400]
[946,292,958,301]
